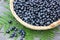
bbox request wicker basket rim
[10,0,60,30]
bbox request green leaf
[0,24,3,30]
[0,18,8,24]
[4,4,10,10]
[25,35,34,40]
[4,24,10,34]
[5,0,10,3]
[3,11,14,18]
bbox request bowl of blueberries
[10,0,60,30]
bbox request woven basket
[10,0,60,30]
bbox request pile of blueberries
[13,0,60,26]
[6,26,26,40]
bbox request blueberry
[21,31,25,36]
[6,30,10,33]
[14,28,18,31]
[10,34,14,38]
[13,0,60,26]
[41,0,45,2]
[46,21,51,25]
[8,20,12,24]
[39,20,44,26]
[47,8,51,12]
[46,15,49,18]
[18,29,23,34]
[18,29,26,37]
[14,33,17,37]
[10,32,17,38]
[21,34,25,38]
[20,34,25,40]
[10,27,16,31]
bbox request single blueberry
[10,27,16,31]
[8,20,12,24]
[14,28,18,31]
[10,34,15,38]
[18,30,25,36]
[10,32,17,38]
[6,30,10,33]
